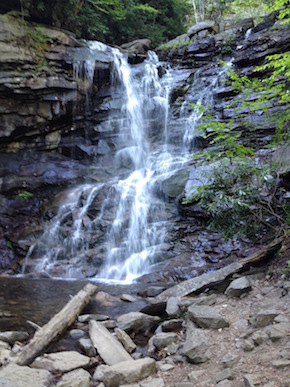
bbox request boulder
[79,338,97,357]
[224,276,252,298]
[30,351,91,373]
[152,332,178,350]
[0,363,52,387]
[187,305,229,329]
[56,368,91,387]
[120,39,151,55]
[161,168,189,198]
[117,312,160,335]
[250,309,279,328]
[114,328,137,354]
[187,21,217,39]
[89,320,132,365]
[0,331,29,346]
[182,321,211,363]
[101,357,157,387]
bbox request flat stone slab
[154,262,243,302]
[31,351,90,373]
[102,357,156,387]
[188,305,230,329]
[56,368,91,387]
[89,320,132,365]
[0,363,52,387]
[117,312,160,334]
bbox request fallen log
[16,283,97,366]
[154,237,283,302]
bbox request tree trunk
[16,283,97,366]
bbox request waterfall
[98,50,174,282]
[22,43,231,283]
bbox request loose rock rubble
[0,256,289,387]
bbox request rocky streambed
[0,239,289,387]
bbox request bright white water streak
[98,50,176,282]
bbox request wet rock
[140,287,165,297]
[120,39,151,55]
[89,320,132,366]
[182,321,211,363]
[0,363,52,387]
[102,357,156,387]
[79,338,97,357]
[101,320,118,329]
[31,351,91,373]
[161,168,188,198]
[187,305,229,329]
[0,331,29,346]
[70,329,85,339]
[225,277,252,298]
[56,368,91,387]
[121,294,137,303]
[78,314,110,323]
[250,309,279,328]
[114,328,137,354]
[117,312,160,335]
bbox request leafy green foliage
[184,0,290,239]
[18,191,34,200]
[23,0,191,47]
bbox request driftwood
[155,237,283,302]
[16,283,97,366]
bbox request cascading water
[22,42,232,283]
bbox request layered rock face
[0,11,289,275]
[0,12,112,153]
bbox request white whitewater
[98,50,174,282]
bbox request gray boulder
[250,309,279,328]
[0,331,29,346]
[182,321,211,363]
[187,305,229,329]
[225,277,252,298]
[120,39,151,55]
[161,168,188,198]
[187,21,217,39]
[152,332,178,350]
[117,312,160,334]
[31,351,91,373]
[0,363,52,387]
[114,328,137,354]
[56,368,91,387]
[89,320,132,365]
[102,357,156,387]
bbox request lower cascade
[22,42,228,283]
